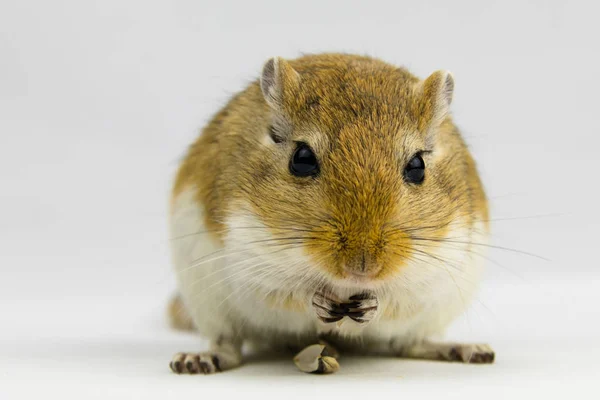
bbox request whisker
[412,241,530,282]
[410,237,549,261]
[170,225,327,242]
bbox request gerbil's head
[230,54,485,290]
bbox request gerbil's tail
[167,293,195,331]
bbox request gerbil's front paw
[312,291,378,325]
[170,352,225,374]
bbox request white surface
[1,0,599,399]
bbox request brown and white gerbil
[167,53,494,375]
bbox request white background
[1,0,599,398]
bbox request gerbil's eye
[404,153,425,184]
[269,125,284,144]
[290,143,319,177]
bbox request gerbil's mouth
[328,270,385,291]
[343,272,376,284]
[344,269,380,280]
[335,264,384,286]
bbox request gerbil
[167,53,494,374]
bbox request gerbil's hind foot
[170,339,242,374]
[170,350,242,374]
[293,344,339,374]
[400,341,495,364]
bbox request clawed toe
[448,344,495,364]
[170,352,223,374]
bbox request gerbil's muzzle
[343,252,382,278]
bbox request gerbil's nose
[343,253,382,279]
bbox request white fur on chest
[170,187,487,348]
[170,188,316,341]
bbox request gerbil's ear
[419,70,454,132]
[260,57,300,110]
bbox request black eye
[404,153,425,184]
[290,143,319,177]
[269,125,284,144]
